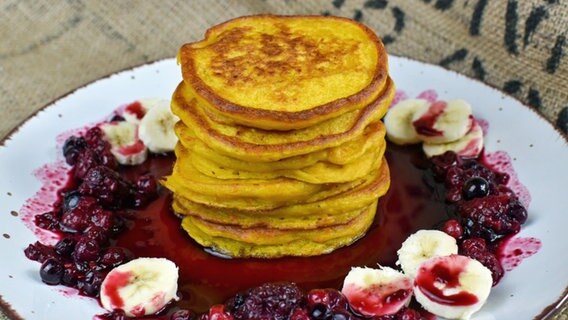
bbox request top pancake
[178,15,388,130]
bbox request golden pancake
[172,80,394,162]
[185,140,385,184]
[175,201,365,230]
[178,15,388,130]
[172,158,389,220]
[180,201,378,258]
[163,163,378,210]
[181,120,386,169]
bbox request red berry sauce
[481,151,531,208]
[101,270,132,309]
[411,101,446,137]
[22,93,542,319]
[415,255,479,306]
[123,101,146,120]
[416,89,438,103]
[497,236,542,272]
[342,279,413,316]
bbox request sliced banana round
[100,257,179,317]
[138,101,179,153]
[423,119,484,158]
[123,98,170,124]
[411,99,473,144]
[100,121,148,165]
[414,254,492,320]
[396,230,458,278]
[384,99,428,145]
[342,266,413,317]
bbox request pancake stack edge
[163,15,394,258]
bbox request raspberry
[459,195,521,241]
[430,151,459,179]
[83,226,110,246]
[60,196,100,233]
[91,209,114,232]
[307,288,348,310]
[133,174,158,208]
[78,166,134,208]
[460,238,504,285]
[202,305,233,320]
[226,283,303,320]
[289,308,310,320]
[24,241,55,263]
[441,219,463,239]
[34,211,60,231]
[83,127,117,170]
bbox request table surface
[0,1,566,319]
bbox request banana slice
[342,266,413,317]
[100,257,179,317]
[411,99,473,144]
[138,101,179,153]
[423,119,484,158]
[123,99,170,124]
[414,254,492,320]
[384,99,428,145]
[100,122,148,165]
[396,230,458,278]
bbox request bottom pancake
[180,201,378,258]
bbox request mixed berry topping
[430,151,528,285]
[25,121,531,319]
[25,127,158,297]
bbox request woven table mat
[0,0,566,319]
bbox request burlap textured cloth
[0,1,566,319]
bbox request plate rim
[0,56,566,320]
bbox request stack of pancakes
[163,15,394,258]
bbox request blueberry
[40,258,64,285]
[62,190,82,212]
[310,304,332,320]
[332,311,352,320]
[463,176,490,200]
[54,237,76,257]
[99,247,130,268]
[73,238,101,262]
[62,136,87,165]
[170,310,195,320]
[508,201,528,224]
[109,114,125,122]
[78,270,106,297]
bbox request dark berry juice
[114,143,449,312]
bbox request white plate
[0,57,566,320]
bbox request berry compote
[25,122,531,319]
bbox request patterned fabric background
[0,0,566,319]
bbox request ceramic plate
[0,57,566,320]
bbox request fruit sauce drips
[22,100,540,320]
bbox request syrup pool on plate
[112,143,448,312]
